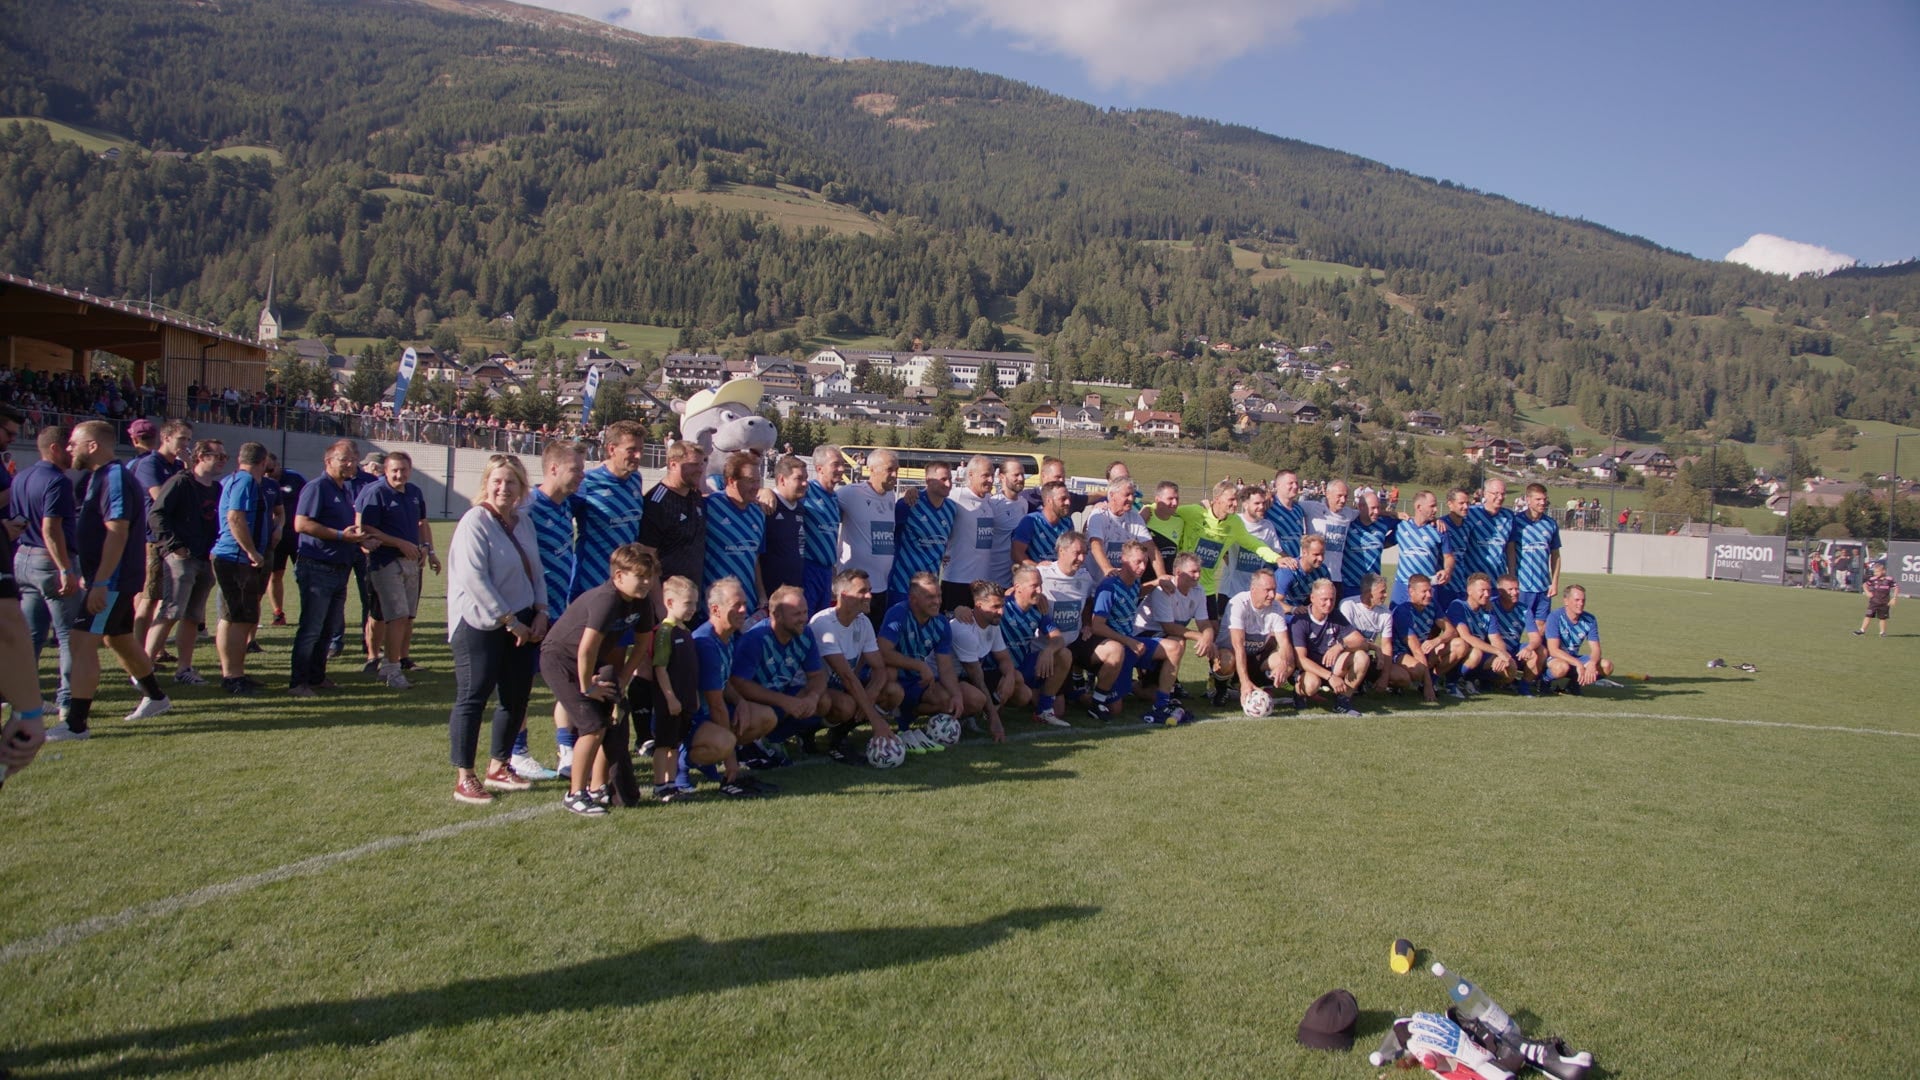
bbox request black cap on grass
[1296,988,1358,1051]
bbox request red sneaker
[453,775,493,804]
[483,763,533,792]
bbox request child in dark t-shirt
[649,575,701,801]
[539,545,657,816]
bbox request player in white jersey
[1300,479,1358,587]
[949,579,1023,741]
[1223,568,1294,707]
[1337,574,1396,695]
[836,448,902,620]
[1083,480,1163,579]
[943,455,1022,607]
[1216,484,1282,600]
[808,568,902,762]
[1140,551,1213,702]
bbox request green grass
[525,320,683,356]
[663,183,887,237]
[0,116,135,154]
[1,573,1915,1076]
[210,145,284,166]
[366,186,430,203]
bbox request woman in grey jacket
[445,455,550,805]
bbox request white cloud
[1724,234,1856,278]
[524,0,1359,88]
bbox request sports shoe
[555,745,574,778]
[654,782,696,803]
[563,790,607,816]
[735,775,781,795]
[1853,629,1866,636]
[900,730,932,754]
[827,745,869,766]
[44,723,90,742]
[483,763,533,792]
[1034,709,1069,728]
[1443,683,1467,700]
[153,649,177,665]
[222,677,255,696]
[173,668,208,686]
[1290,692,1309,711]
[289,684,318,698]
[124,696,172,721]
[718,780,762,799]
[315,678,339,690]
[1594,677,1624,689]
[1085,698,1114,722]
[245,641,263,655]
[400,658,421,672]
[362,658,382,674]
[1169,682,1188,701]
[588,785,612,808]
[1460,680,1482,697]
[1331,696,1362,718]
[1141,707,1169,726]
[383,668,413,690]
[1564,680,1583,696]
[271,611,287,626]
[326,643,343,659]
[454,776,493,804]
[1513,680,1536,697]
[1207,683,1234,708]
[509,754,559,781]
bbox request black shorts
[868,591,892,622]
[1207,592,1231,622]
[541,654,615,736]
[73,586,138,638]
[214,558,266,625]
[1069,635,1104,672]
[271,541,295,573]
[1867,602,1891,620]
[940,580,978,612]
[1241,641,1278,686]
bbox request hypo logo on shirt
[871,523,894,556]
[1195,538,1224,568]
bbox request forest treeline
[1,0,1916,443]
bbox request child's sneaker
[563,790,607,816]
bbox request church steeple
[257,255,280,344]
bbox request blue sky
[536,0,1920,271]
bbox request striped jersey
[1545,609,1599,654]
[1273,563,1332,608]
[1392,518,1455,589]
[998,594,1056,666]
[1446,598,1495,643]
[730,622,822,693]
[1012,510,1072,562]
[1264,499,1308,559]
[801,480,841,567]
[572,465,645,594]
[1462,505,1518,579]
[1492,597,1533,650]
[889,493,956,595]
[1514,512,1561,593]
[1341,514,1398,589]
[877,601,953,677]
[1090,574,1145,638]
[1389,601,1440,649]
[704,491,766,594]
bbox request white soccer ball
[924,713,962,747]
[867,735,906,769]
[1241,688,1273,718]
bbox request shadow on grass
[11,905,1098,1077]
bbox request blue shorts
[898,676,928,716]
[804,561,835,615]
[1116,633,1161,696]
[1518,591,1552,626]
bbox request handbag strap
[481,504,536,589]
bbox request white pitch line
[6,702,1913,965]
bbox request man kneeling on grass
[878,572,985,752]
[1491,574,1546,695]
[1224,568,1294,711]
[1288,578,1367,717]
[730,585,839,769]
[1443,573,1512,696]
[1085,541,1183,725]
[1388,574,1453,705]
[949,579,1022,742]
[540,545,657,815]
[808,568,903,766]
[1543,584,1612,694]
[688,578,780,798]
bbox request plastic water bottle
[1430,962,1522,1050]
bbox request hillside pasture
[663,183,887,237]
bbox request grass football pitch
[1,574,1915,1077]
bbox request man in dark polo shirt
[760,455,807,599]
[330,451,385,664]
[144,439,225,686]
[45,420,173,741]
[291,440,369,697]
[638,440,708,615]
[130,418,193,661]
[9,426,81,717]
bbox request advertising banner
[581,366,602,426]
[1887,541,1920,597]
[1707,534,1785,584]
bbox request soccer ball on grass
[924,713,962,747]
[867,735,907,769]
[1241,688,1273,718]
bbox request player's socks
[135,673,166,700]
[67,699,93,734]
[1037,694,1055,714]
[1153,691,1171,711]
[555,726,577,753]
[511,728,530,757]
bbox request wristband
[12,707,43,722]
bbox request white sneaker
[44,723,90,742]
[125,696,172,722]
[510,753,559,781]
[382,665,413,690]
[1034,709,1070,728]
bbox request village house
[1462,438,1517,467]
[1406,409,1446,435]
[1620,448,1678,478]
[1530,445,1570,470]
[962,401,1012,437]
[661,353,727,389]
[1575,453,1620,481]
[569,327,608,343]
[1132,410,1182,440]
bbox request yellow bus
[836,446,1045,487]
